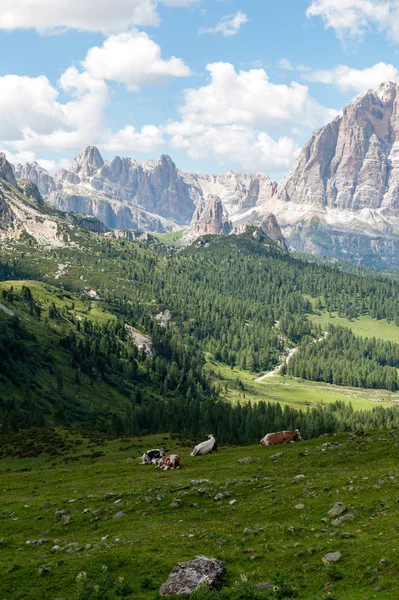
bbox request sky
[1,0,399,179]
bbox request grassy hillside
[206,361,399,411]
[309,312,399,344]
[1,428,399,599]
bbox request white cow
[191,434,217,456]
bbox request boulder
[322,551,342,564]
[159,555,225,596]
[328,502,347,518]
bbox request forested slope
[2,230,399,439]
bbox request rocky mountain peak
[0,155,18,188]
[191,194,232,235]
[72,146,104,175]
[16,161,55,197]
[253,214,288,251]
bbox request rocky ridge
[0,156,106,247]
[13,81,399,268]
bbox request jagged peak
[0,154,18,188]
[72,146,104,171]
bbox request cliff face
[277,82,399,214]
[15,149,278,234]
[13,80,399,270]
[49,148,195,229]
[191,194,232,235]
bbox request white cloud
[199,11,248,37]
[0,0,200,34]
[82,30,191,90]
[163,62,335,173]
[0,69,165,157]
[303,62,399,93]
[170,124,300,172]
[0,0,160,33]
[178,62,336,129]
[161,0,199,5]
[278,58,294,70]
[306,0,399,43]
[106,124,165,152]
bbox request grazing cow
[260,429,301,446]
[141,448,167,465]
[191,434,217,456]
[158,454,181,470]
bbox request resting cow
[260,429,301,446]
[158,454,181,470]
[141,448,167,465]
[191,434,217,456]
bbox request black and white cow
[141,448,167,465]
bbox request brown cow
[260,429,301,446]
[157,454,181,470]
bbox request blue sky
[1,0,399,178]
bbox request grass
[1,427,399,599]
[206,360,399,411]
[155,229,186,247]
[309,312,399,344]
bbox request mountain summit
[12,83,399,268]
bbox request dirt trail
[255,347,297,382]
[254,333,327,383]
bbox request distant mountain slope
[12,82,399,268]
[15,147,278,235]
[276,81,399,268]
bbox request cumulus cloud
[303,62,399,93]
[82,30,191,90]
[0,0,199,33]
[306,0,399,43]
[163,62,335,173]
[178,62,336,129]
[169,124,300,172]
[199,11,248,37]
[0,69,165,157]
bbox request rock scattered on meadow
[159,555,225,596]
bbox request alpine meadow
[3,1,399,599]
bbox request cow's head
[259,437,267,446]
[160,448,168,455]
[207,434,214,440]
[294,429,301,441]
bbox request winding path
[255,347,298,382]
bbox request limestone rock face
[254,214,288,251]
[159,556,225,596]
[191,194,232,235]
[49,149,195,228]
[0,153,18,188]
[185,170,277,218]
[277,82,399,212]
[273,81,399,267]
[16,162,54,197]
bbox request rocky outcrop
[253,214,288,251]
[184,170,277,219]
[0,153,18,188]
[49,149,195,228]
[159,556,225,596]
[16,162,54,197]
[278,82,399,215]
[0,155,108,246]
[191,194,232,235]
[233,213,288,251]
[16,148,277,235]
[273,81,399,267]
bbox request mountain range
[9,81,399,268]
